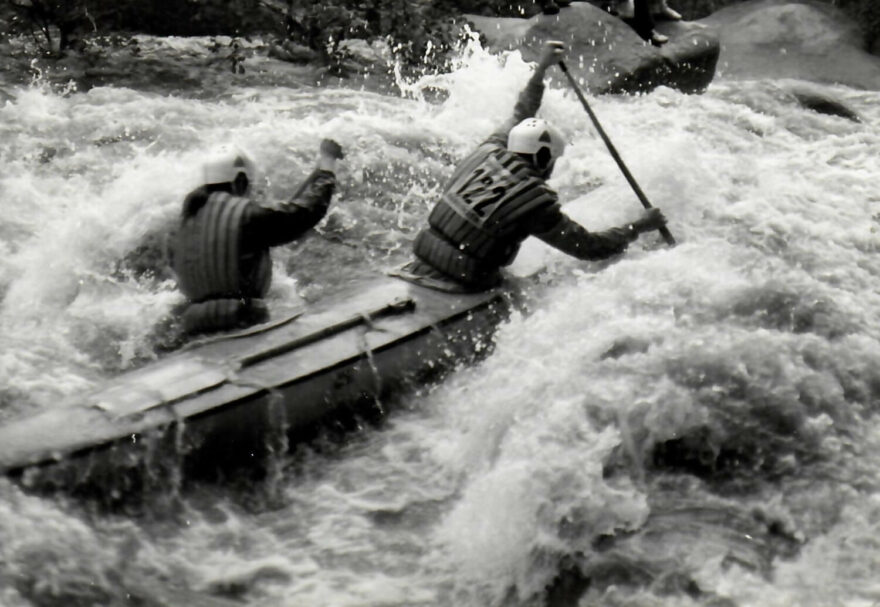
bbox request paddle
[557,61,676,246]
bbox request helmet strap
[535,147,553,171]
[232,172,250,196]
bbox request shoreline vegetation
[0,0,877,95]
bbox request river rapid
[1,34,879,607]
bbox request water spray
[558,61,676,246]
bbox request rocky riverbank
[0,34,401,99]
[0,0,877,102]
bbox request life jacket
[173,192,272,332]
[413,144,559,288]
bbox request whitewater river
[1,36,879,606]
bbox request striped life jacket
[173,191,272,304]
[413,143,559,288]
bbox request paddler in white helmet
[403,40,667,292]
[173,138,344,334]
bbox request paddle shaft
[557,61,675,246]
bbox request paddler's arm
[532,207,668,261]
[241,139,344,249]
[484,40,566,147]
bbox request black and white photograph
[0,0,878,605]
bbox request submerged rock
[468,2,721,94]
[268,40,317,64]
[787,84,862,121]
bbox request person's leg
[616,0,634,18]
[632,0,654,39]
[652,0,682,21]
[623,0,668,45]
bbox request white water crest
[1,34,880,607]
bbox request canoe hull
[2,275,512,490]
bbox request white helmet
[507,118,566,171]
[202,145,258,195]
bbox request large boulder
[700,0,880,90]
[467,2,720,94]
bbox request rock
[338,39,392,71]
[701,0,880,89]
[268,40,317,64]
[786,84,861,121]
[467,3,720,94]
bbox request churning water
[1,34,879,606]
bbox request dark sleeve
[532,211,639,261]
[180,186,210,220]
[241,169,336,251]
[485,72,546,147]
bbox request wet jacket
[411,72,637,291]
[173,168,336,332]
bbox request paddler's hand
[631,208,667,234]
[318,138,344,171]
[536,40,566,75]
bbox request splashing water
[1,35,880,606]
